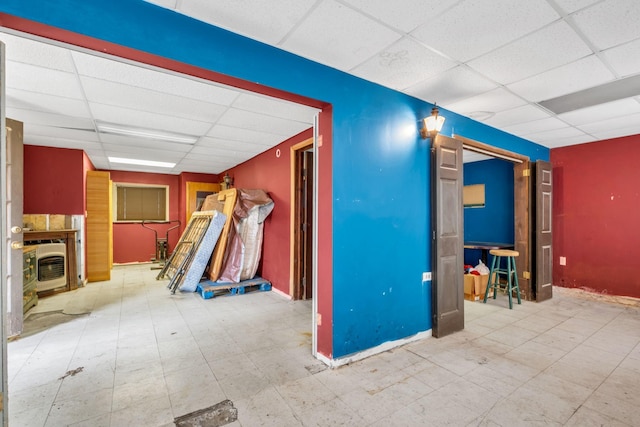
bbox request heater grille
[35,243,67,291]
[38,255,65,282]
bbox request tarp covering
[218,189,274,283]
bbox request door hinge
[0,392,3,411]
[522,169,531,177]
[523,271,531,279]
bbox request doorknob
[11,241,23,250]
[11,226,22,234]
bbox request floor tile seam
[44,386,115,427]
[273,377,339,418]
[44,301,98,412]
[578,398,638,426]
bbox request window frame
[112,182,170,223]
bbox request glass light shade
[424,114,445,133]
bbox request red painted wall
[551,135,640,298]
[24,145,85,214]
[226,128,313,295]
[109,170,215,264]
[316,108,333,357]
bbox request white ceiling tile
[558,98,640,125]
[573,0,640,50]
[23,134,102,151]
[507,56,614,102]
[602,39,640,78]
[503,116,568,136]
[89,103,212,136]
[80,77,229,123]
[553,0,601,14]
[576,111,640,134]
[26,124,99,142]
[0,32,76,72]
[445,88,527,117]
[7,109,94,132]
[350,37,457,91]
[280,0,402,71]
[586,122,640,141]
[177,0,317,45]
[195,138,267,155]
[411,0,559,62]
[6,61,83,99]
[342,0,460,33]
[104,147,183,163]
[217,108,310,137]
[468,21,592,84]
[483,104,552,128]
[543,134,597,148]
[7,89,92,118]
[524,125,589,142]
[99,135,194,153]
[71,51,240,105]
[207,125,286,146]
[231,93,318,123]
[407,66,498,105]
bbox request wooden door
[514,161,532,300]
[301,150,314,299]
[0,41,10,424]
[5,118,24,337]
[535,160,553,301]
[86,170,112,282]
[432,135,464,338]
[292,140,314,300]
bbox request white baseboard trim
[270,285,292,300]
[316,329,433,368]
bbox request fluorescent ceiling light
[108,157,176,168]
[96,121,199,144]
[539,74,640,115]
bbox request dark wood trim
[454,134,530,163]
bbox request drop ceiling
[3,0,640,173]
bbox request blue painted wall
[463,159,515,266]
[1,0,549,358]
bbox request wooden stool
[483,249,521,309]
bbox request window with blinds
[114,184,168,221]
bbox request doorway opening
[457,135,533,301]
[290,138,314,300]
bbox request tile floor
[8,264,640,426]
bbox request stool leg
[512,256,521,305]
[506,257,513,309]
[484,255,498,303]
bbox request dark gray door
[535,160,553,301]
[514,161,532,301]
[432,135,464,338]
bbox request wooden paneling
[86,170,112,282]
[206,188,238,282]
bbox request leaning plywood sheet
[179,210,226,292]
[206,188,238,282]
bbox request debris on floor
[58,367,84,380]
[174,399,238,427]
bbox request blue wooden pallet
[196,277,272,299]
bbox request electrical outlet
[559,256,566,266]
[422,272,432,281]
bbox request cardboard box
[464,274,491,301]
